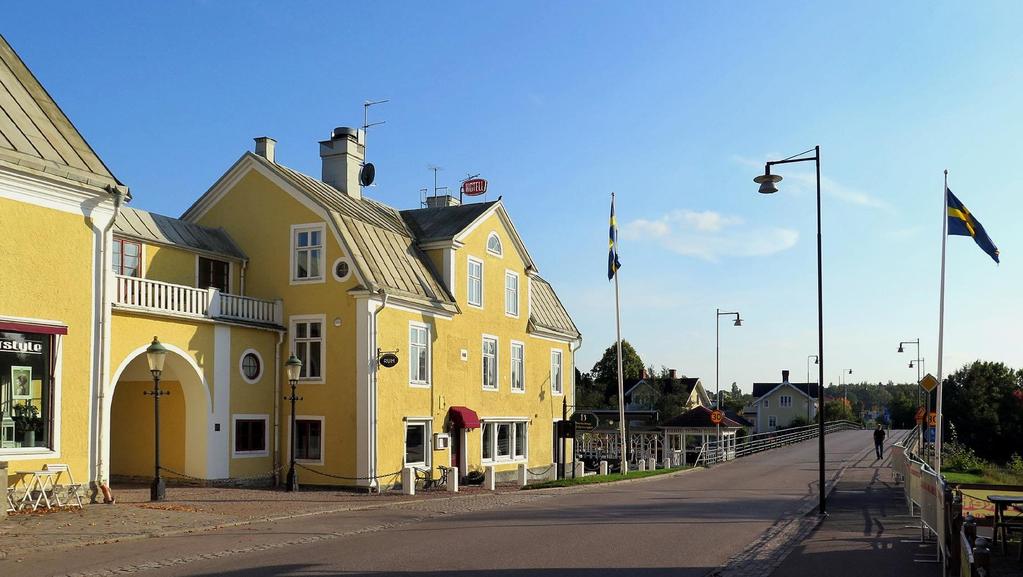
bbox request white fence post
[638,459,647,471]
[402,467,415,496]
[599,461,608,475]
[447,466,459,492]
[517,464,527,487]
[647,457,657,471]
[484,465,496,490]
[574,461,585,477]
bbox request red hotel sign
[460,178,488,196]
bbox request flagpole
[935,171,948,474]
[612,192,627,474]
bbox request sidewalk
[769,452,941,577]
[0,481,519,558]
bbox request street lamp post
[754,146,828,515]
[284,354,303,492]
[841,369,853,404]
[898,339,922,447]
[144,336,169,502]
[806,355,818,423]
[716,309,742,458]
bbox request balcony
[113,275,282,326]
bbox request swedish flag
[947,188,999,263]
[608,194,622,280]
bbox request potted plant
[463,468,485,485]
[12,403,40,447]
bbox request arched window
[486,232,503,256]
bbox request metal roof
[114,206,246,260]
[401,202,498,243]
[0,34,123,193]
[528,275,580,339]
[752,382,819,398]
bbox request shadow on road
[180,565,717,577]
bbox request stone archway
[104,344,211,483]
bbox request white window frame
[409,321,430,388]
[403,418,432,468]
[290,314,326,384]
[486,232,503,257]
[231,414,270,458]
[238,348,264,384]
[481,418,528,464]
[768,416,777,429]
[290,223,326,285]
[510,340,525,393]
[467,256,484,308]
[290,415,325,465]
[780,395,792,408]
[550,349,563,396]
[504,270,519,318]
[482,334,499,391]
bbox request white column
[484,465,496,490]
[516,463,527,487]
[447,466,459,492]
[599,461,608,475]
[402,467,415,495]
[574,461,585,477]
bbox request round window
[241,352,261,382]
[333,258,352,281]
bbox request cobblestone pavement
[0,481,520,558]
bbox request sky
[6,1,1021,393]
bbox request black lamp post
[144,336,169,501]
[716,309,742,457]
[807,355,819,423]
[754,146,828,515]
[284,354,303,492]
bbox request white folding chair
[45,464,83,508]
[6,486,19,512]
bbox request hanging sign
[460,178,488,196]
[378,353,399,368]
[572,412,598,431]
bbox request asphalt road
[18,430,883,577]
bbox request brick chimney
[782,370,790,383]
[319,127,364,200]
[253,137,276,162]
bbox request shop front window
[0,330,54,450]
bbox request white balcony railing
[114,275,282,326]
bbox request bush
[1008,454,1023,476]
[943,441,986,474]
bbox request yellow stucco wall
[109,380,186,477]
[120,237,239,294]
[228,329,279,478]
[0,196,100,486]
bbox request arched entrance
[105,344,210,482]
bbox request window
[550,350,563,395]
[292,225,324,281]
[763,399,770,408]
[291,318,323,381]
[239,350,262,384]
[0,330,56,450]
[198,257,230,292]
[482,336,498,390]
[294,418,322,461]
[780,395,792,407]
[409,323,429,386]
[405,421,430,467]
[486,232,503,256]
[510,342,524,392]
[482,420,527,462]
[504,271,519,317]
[768,416,777,428]
[467,257,483,307]
[112,238,141,277]
[233,416,268,456]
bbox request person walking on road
[873,423,886,459]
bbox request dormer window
[486,232,503,256]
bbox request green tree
[943,361,1023,462]
[823,399,855,422]
[722,382,751,413]
[590,340,645,401]
[574,369,608,409]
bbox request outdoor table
[15,470,57,511]
[987,495,1023,554]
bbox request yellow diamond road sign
[920,373,939,392]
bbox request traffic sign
[914,407,926,423]
[710,410,724,425]
[926,427,936,443]
[920,373,938,392]
[927,411,937,428]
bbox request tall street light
[754,146,827,515]
[898,339,922,448]
[716,309,742,457]
[841,369,853,404]
[284,354,303,492]
[144,336,169,502]
[806,355,819,423]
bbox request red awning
[448,406,481,430]
[0,321,67,335]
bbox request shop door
[450,427,462,474]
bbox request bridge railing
[695,420,863,466]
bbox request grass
[942,468,1023,486]
[521,466,690,490]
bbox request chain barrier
[526,465,555,478]
[294,463,403,482]
[158,465,283,486]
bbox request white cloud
[622,209,799,261]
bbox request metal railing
[695,420,863,466]
[114,275,282,326]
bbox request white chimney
[254,137,276,162]
[425,195,461,208]
[319,127,364,200]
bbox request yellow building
[2,33,580,495]
[183,128,581,487]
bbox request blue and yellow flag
[947,188,999,263]
[608,194,622,280]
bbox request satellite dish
[359,163,376,187]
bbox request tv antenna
[427,165,444,197]
[362,99,389,139]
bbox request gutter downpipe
[369,288,388,493]
[94,186,124,501]
[569,336,582,479]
